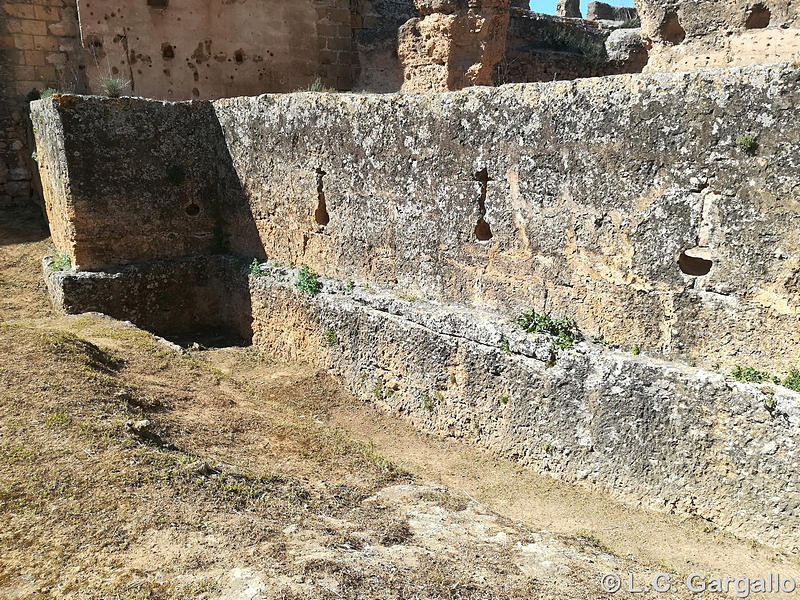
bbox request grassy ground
[0,205,655,599]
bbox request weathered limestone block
[249,267,800,552]
[555,0,581,18]
[398,0,511,91]
[635,0,800,71]
[587,1,638,22]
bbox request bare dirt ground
[0,205,797,599]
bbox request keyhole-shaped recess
[314,167,330,227]
[474,167,493,241]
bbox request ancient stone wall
[499,10,647,84]
[0,0,85,208]
[31,63,800,550]
[75,0,358,99]
[635,0,800,71]
[31,64,800,376]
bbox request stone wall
[31,64,800,550]
[0,0,85,209]
[31,64,800,377]
[247,266,800,553]
[499,9,647,84]
[75,0,359,99]
[635,0,800,71]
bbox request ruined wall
[0,0,85,208]
[636,0,800,71]
[499,10,647,84]
[32,63,800,551]
[76,0,358,98]
[31,64,800,375]
[398,0,511,91]
[247,266,800,553]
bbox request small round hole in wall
[678,250,713,276]
[475,218,493,241]
[185,203,201,217]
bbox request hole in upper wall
[314,168,330,228]
[746,3,771,29]
[234,49,245,64]
[185,203,200,217]
[474,168,493,242]
[659,12,686,44]
[678,250,713,276]
[147,0,168,7]
[161,43,175,60]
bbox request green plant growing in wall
[736,134,758,154]
[101,76,129,98]
[49,250,72,272]
[782,368,800,393]
[323,327,338,347]
[423,394,436,412]
[632,345,640,356]
[40,88,57,99]
[500,337,511,355]
[249,259,263,278]
[31,152,38,162]
[304,77,336,93]
[731,365,778,385]
[499,395,510,405]
[516,309,579,349]
[297,266,321,295]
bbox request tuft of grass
[632,345,640,356]
[101,76,129,98]
[303,77,336,93]
[297,266,322,295]
[45,408,72,428]
[423,394,436,412]
[620,16,641,28]
[782,368,800,392]
[517,309,579,349]
[31,151,38,162]
[736,134,758,154]
[500,337,511,355]
[323,327,338,347]
[49,249,72,272]
[499,395,510,405]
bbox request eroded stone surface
[248,266,800,552]
[398,0,511,91]
[30,64,800,374]
[636,0,800,71]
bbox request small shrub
[297,266,321,295]
[731,365,775,384]
[50,250,72,272]
[632,345,640,356]
[736,134,758,154]
[499,395,510,405]
[323,327,338,347]
[249,259,263,278]
[346,280,355,291]
[101,76,129,98]
[423,394,436,412]
[31,152,38,162]
[782,368,800,393]
[764,394,777,411]
[516,309,579,349]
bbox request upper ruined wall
[636,0,800,71]
[76,0,359,98]
[31,63,800,374]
